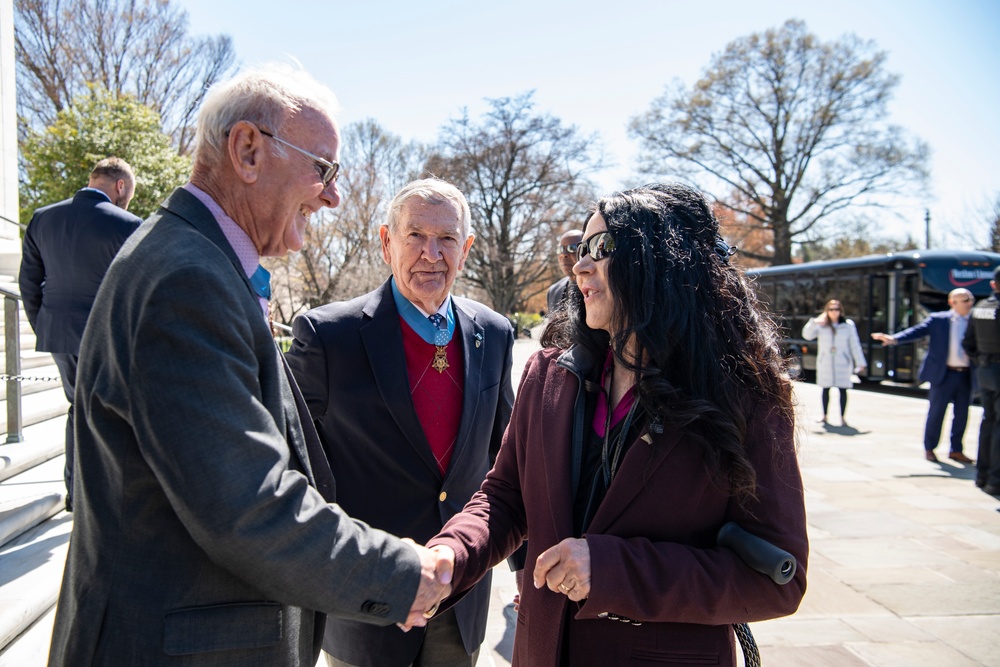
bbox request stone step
[0,388,69,440]
[0,417,66,483]
[0,604,54,666]
[0,456,66,548]
[0,511,71,654]
[10,351,54,372]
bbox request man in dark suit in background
[48,64,452,666]
[545,228,583,316]
[872,288,976,463]
[287,178,515,667]
[964,271,1000,496]
[18,157,142,509]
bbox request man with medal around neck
[286,178,515,667]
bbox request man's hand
[871,332,896,346]
[533,537,591,602]
[398,540,454,631]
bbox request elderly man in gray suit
[48,64,452,666]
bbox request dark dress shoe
[948,452,974,464]
[984,484,1000,497]
[925,450,939,462]
[976,476,987,488]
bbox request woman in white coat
[803,299,867,426]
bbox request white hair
[193,62,339,164]
[385,178,472,238]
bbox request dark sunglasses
[559,243,580,255]
[576,231,616,262]
[259,129,340,187]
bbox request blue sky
[181,0,1000,246]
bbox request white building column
[0,0,22,275]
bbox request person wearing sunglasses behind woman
[803,299,867,427]
[546,228,585,316]
[426,183,808,666]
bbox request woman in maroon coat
[429,184,807,666]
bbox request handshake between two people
[399,539,456,631]
[404,536,594,625]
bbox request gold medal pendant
[432,345,449,373]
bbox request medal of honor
[432,346,449,373]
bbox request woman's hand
[533,537,591,602]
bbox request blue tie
[250,265,271,300]
[428,314,448,346]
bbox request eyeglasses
[827,307,842,311]
[576,231,616,262]
[559,243,580,255]
[259,129,340,187]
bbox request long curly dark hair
[542,183,793,507]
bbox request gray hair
[193,62,339,164]
[385,178,472,238]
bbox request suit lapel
[360,283,442,477]
[441,301,484,480]
[547,350,587,538]
[585,427,677,534]
[277,347,337,502]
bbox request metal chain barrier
[1,373,63,383]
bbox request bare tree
[426,92,599,314]
[15,0,235,153]
[949,192,1000,252]
[268,119,426,324]
[630,19,929,265]
[989,195,1000,253]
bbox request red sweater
[400,317,464,475]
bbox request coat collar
[158,187,258,303]
[553,344,679,535]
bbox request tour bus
[747,249,1000,385]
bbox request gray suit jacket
[286,280,514,666]
[49,188,423,666]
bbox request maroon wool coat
[430,346,808,666]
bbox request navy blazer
[892,310,969,386]
[286,279,515,667]
[19,188,142,354]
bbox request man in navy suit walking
[872,288,976,463]
[18,157,142,509]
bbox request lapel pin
[475,333,483,348]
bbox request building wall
[0,0,22,274]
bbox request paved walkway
[477,337,1000,666]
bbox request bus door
[866,274,889,381]
[888,271,922,383]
